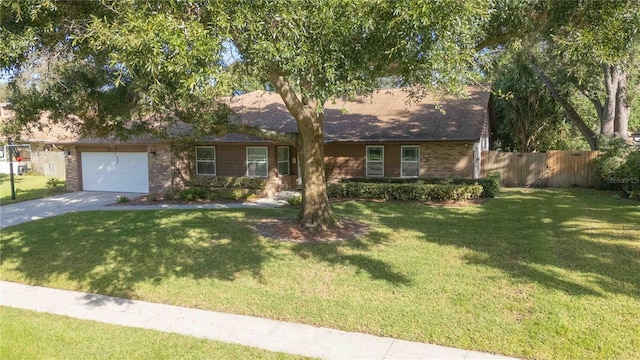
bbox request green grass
[1,188,639,359]
[0,174,65,205]
[0,307,304,359]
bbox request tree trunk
[531,64,598,150]
[602,64,618,137]
[296,110,334,233]
[271,75,334,233]
[614,68,630,140]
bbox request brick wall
[148,144,172,194]
[324,141,475,181]
[170,143,299,195]
[421,141,474,178]
[64,146,81,191]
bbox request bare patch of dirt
[254,218,369,242]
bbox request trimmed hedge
[189,176,267,190]
[178,187,258,201]
[327,182,483,202]
[339,172,501,198]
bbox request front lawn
[0,174,65,205]
[1,188,639,359]
[0,307,304,359]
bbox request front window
[401,145,420,177]
[366,146,384,177]
[247,147,268,177]
[196,146,216,175]
[277,146,290,176]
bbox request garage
[81,152,149,193]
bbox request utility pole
[8,137,16,200]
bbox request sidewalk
[1,281,517,360]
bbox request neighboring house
[53,86,490,194]
[0,103,69,177]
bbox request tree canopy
[481,0,640,149]
[2,0,639,230]
[1,0,490,231]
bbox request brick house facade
[60,87,491,194]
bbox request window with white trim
[196,146,216,176]
[401,145,420,177]
[366,146,384,177]
[247,147,268,178]
[277,146,290,176]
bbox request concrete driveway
[0,191,144,229]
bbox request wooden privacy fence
[481,150,599,188]
[30,151,66,179]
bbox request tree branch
[530,63,598,150]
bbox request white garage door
[81,152,149,193]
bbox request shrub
[116,195,130,203]
[179,187,207,201]
[478,172,501,198]
[163,191,176,201]
[338,173,501,198]
[46,177,60,193]
[286,195,303,206]
[206,188,255,201]
[190,176,267,190]
[594,139,640,199]
[327,182,482,202]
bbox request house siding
[421,141,474,178]
[64,141,475,194]
[172,143,298,196]
[148,144,172,193]
[324,141,475,181]
[64,146,81,191]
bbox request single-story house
[51,86,491,194]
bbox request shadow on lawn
[0,210,275,298]
[0,176,53,205]
[336,188,640,297]
[292,234,411,286]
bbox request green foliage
[286,195,303,207]
[115,195,130,203]
[45,177,61,193]
[178,187,207,202]
[490,52,590,151]
[594,139,640,200]
[163,191,176,201]
[190,176,267,190]
[179,186,256,201]
[206,188,256,201]
[339,173,501,198]
[327,182,483,202]
[480,172,501,198]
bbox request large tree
[1,0,489,232]
[491,51,589,152]
[480,0,640,150]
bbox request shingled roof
[4,87,490,145]
[225,86,490,142]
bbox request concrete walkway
[1,281,517,360]
[0,190,300,229]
